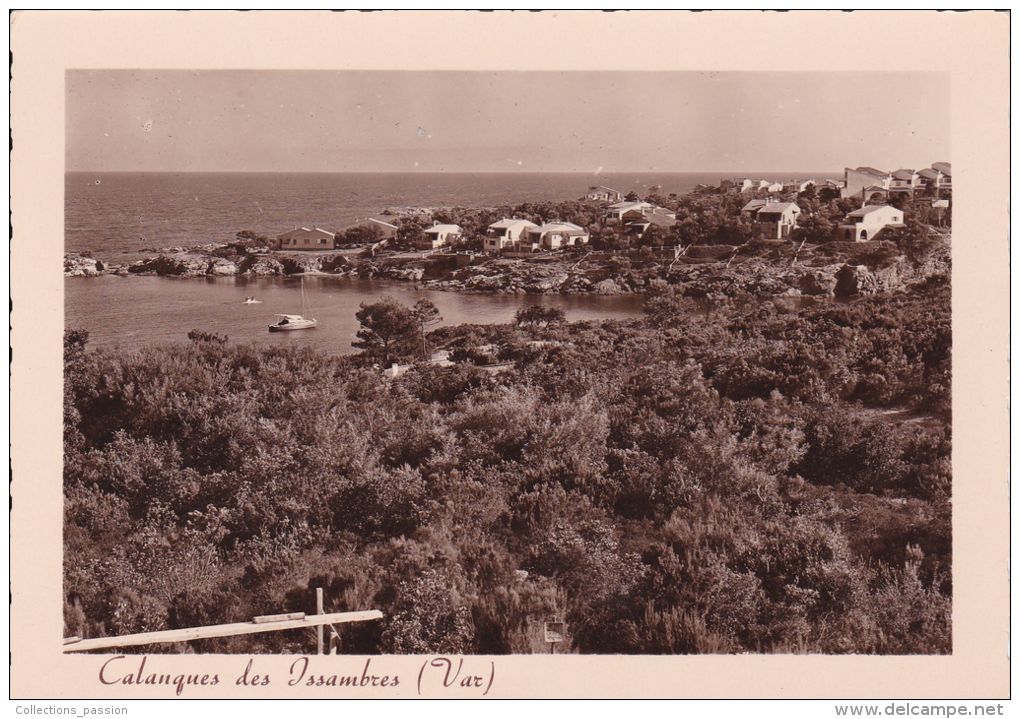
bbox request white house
[523,221,590,250]
[919,163,952,194]
[766,181,785,193]
[748,202,801,239]
[740,199,767,217]
[889,169,921,195]
[837,205,905,242]
[416,223,462,250]
[622,207,677,239]
[585,185,623,202]
[605,200,654,221]
[484,218,539,252]
[783,179,816,193]
[276,227,336,250]
[841,166,893,200]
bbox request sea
[65,171,837,352]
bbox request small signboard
[544,620,565,645]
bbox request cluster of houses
[721,177,839,195]
[275,165,946,254]
[739,199,909,242]
[483,218,590,254]
[841,163,951,202]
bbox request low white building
[523,221,590,250]
[585,185,623,202]
[484,218,539,252]
[605,200,653,221]
[276,226,336,250]
[837,205,905,242]
[416,223,462,250]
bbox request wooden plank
[63,610,383,653]
[252,612,305,624]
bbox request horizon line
[66,169,847,175]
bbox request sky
[66,70,950,173]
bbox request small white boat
[269,314,317,332]
[268,279,317,332]
[243,297,262,304]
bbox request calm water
[65,171,838,255]
[66,275,646,353]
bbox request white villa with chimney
[484,218,539,252]
[416,223,462,250]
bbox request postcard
[9,10,1010,699]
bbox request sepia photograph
[9,8,1011,703]
[60,66,954,657]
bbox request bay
[65,275,646,353]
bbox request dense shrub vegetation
[64,279,951,654]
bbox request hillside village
[258,161,951,254]
[65,162,951,301]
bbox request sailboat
[269,279,317,332]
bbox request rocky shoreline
[64,236,949,301]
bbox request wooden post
[328,628,339,655]
[316,587,324,655]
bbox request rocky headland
[64,235,949,301]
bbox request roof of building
[532,221,588,234]
[626,212,677,229]
[846,205,900,219]
[488,218,539,230]
[855,166,890,178]
[917,168,940,179]
[891,169,916,180]
[278,226,335,239]
[742,199,767,212]
[424,224,462,234]
[758,202,800,214]
[931,161,952,176]
[588,185,620,193]
[608,200,652,211]
[342,217,398,232]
